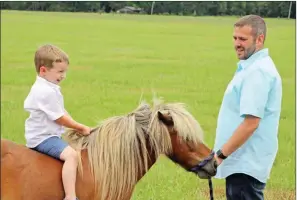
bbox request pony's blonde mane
[64,99,204,200]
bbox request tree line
[1,1,295,19]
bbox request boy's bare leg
[60,146,79,200]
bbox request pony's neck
[78,146,158,200]
[136,138,159,181]
[75,149,97,198]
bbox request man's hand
[214,154,223,166]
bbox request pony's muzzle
[196,158,217,179]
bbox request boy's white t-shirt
[24,76,66,148]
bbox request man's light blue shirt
[213,48,282,183]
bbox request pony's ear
[158,111,174,126]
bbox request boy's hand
[79,125,91,135]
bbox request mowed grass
[1,10,295,200]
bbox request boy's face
[40,62,68,85]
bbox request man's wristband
[216,149,228,159]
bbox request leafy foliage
[1,1,295,18]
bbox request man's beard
[244,43,257,59]
[236,42,257,60]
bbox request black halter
[188,151,215,173]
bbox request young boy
[24,44,90,200]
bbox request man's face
[233,25,257,60]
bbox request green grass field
[1,10,295,200]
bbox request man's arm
[216,69,270,164]
[220,115,260,157]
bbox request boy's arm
[55,114,90,135]
[36,90,90,135]
[64,109,73,120]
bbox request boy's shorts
[32,136,68,160]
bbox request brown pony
[1,99,217,200]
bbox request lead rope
[208,178,214,200]
[187,151,216,200]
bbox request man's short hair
[234,15,267,42]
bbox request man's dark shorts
[226,173,266,200]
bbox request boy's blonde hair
[34,44,69,73]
